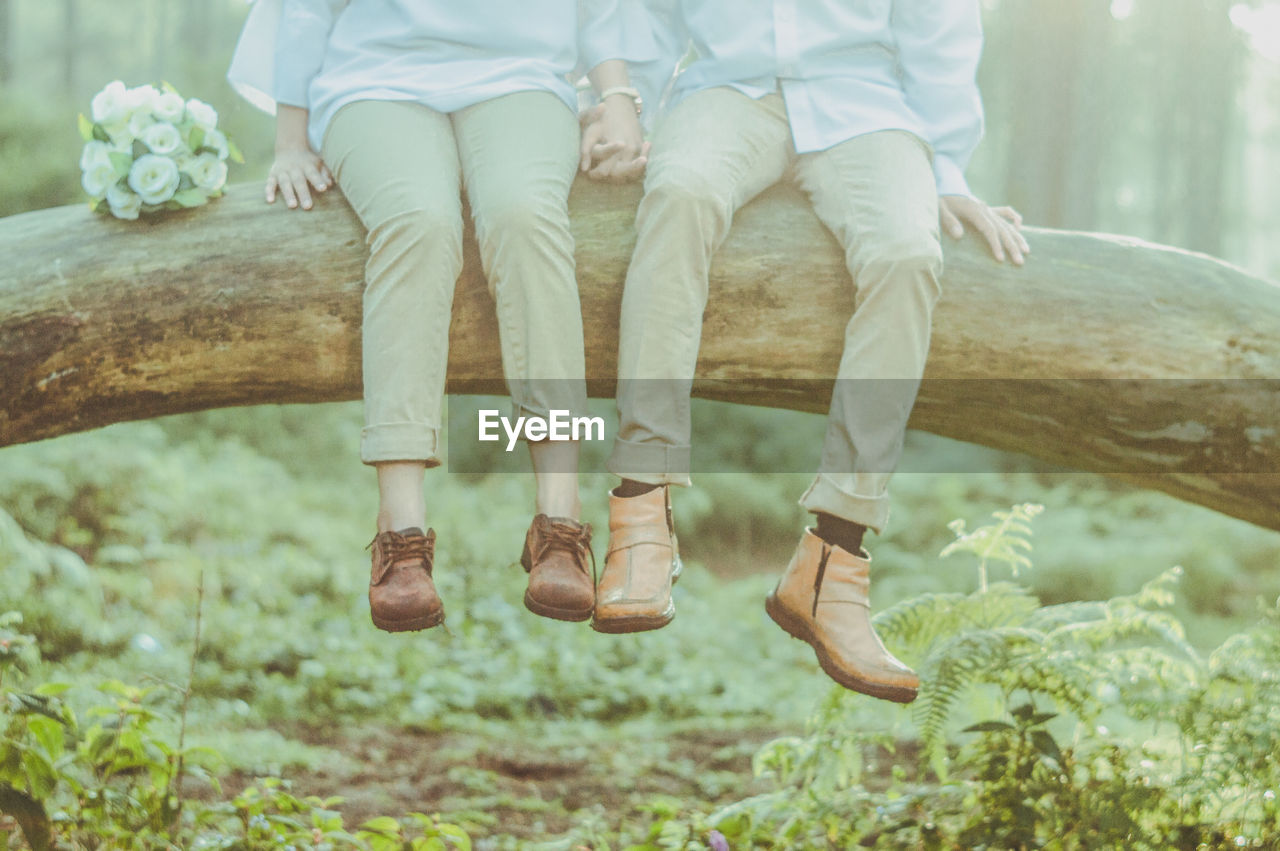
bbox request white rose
[153,91,185,123]
[143,122,183,156]
[126,84,160,114]
[127,109,156,139]
[80,140,112,172]
[81,161,118,199]
[106,183,142,220]
[202,128,229,160]
[128,154,181,205]
[90,80,129,127]
[185,98,218,130]
[187,153,228,193]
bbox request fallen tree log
[1,181,1277,531]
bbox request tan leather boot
[592,485,682,633]
[765,528,918,703]
[368,527,445,632]
[520,514,595,622]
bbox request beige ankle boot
[765,528,918,703]
[592,485,682,633]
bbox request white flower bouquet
[79,81,244,220]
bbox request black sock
[615,478,661,498]
[814,512,867,556]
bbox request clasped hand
[579,98,649,184]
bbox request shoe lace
[537,521,597,585]
[368,529,434,571]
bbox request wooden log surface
[1,181,1277,531]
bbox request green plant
[631,504,1280,849]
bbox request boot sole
[590,556,681,634]
[371,609,445,633]
[765,593,917,704]
[523,590,593,622]
[589,607,674,634]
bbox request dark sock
[814,512,867,556]
[615,478,661,498]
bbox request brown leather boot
[368,527,445,632]
[520,514,595,622]
[765,529,918,703]
[592,485,682,633]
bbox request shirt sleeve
[226,0,283,114]
[273,0,346,108]
[627,0,687,129]
[578,0,627,73]
[892,0,985,197]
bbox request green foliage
[626,506,1280,849]
[1,407,1278,847]
[0,614,472,850]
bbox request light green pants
[322,92,587,466]
[607,88,943,533]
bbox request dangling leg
[453,91,593,621]
[766,130,942,701]
[323,100,465,632]
[598,88,794,633]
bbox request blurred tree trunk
[62,0,78,94]
[152,0,169,83]
[1181,0,1241,257]
[0,0,11,85]
[1001,0,1111,229]
[181,0,211,68]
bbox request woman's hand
[266,104,334,210]
[579,98,650,184]
[939,195,1029,265]
[266,147,333,210]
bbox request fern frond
[914,626,1045,757]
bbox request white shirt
[627,0,985,196]
[229,0,626,152]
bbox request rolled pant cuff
[606,437,693,487]
[507,388,590,443]
[361,422,442,467]
[798,473,890,535]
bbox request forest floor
[210,722,784,842]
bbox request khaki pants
[607,88,943,533]
[323,92,586,466]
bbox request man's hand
[939,195,1028,265]
[266,147,333,210]
[579,99,650,184]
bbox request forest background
[1,1,1279,848]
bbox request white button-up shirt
[627,0,985,196]
[238,0,625,151]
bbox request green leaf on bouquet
[177,173,195,192]
[160,80,180,96]
[188,126,206,152]
[227,138,246,165]
[108,153,133,179]
[78,113,94,142]
[131,139,148,160]
[172,189,207,208]
[92,123,111,144]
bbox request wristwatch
[598,86,643,116]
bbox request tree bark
[1,182,1277,531]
